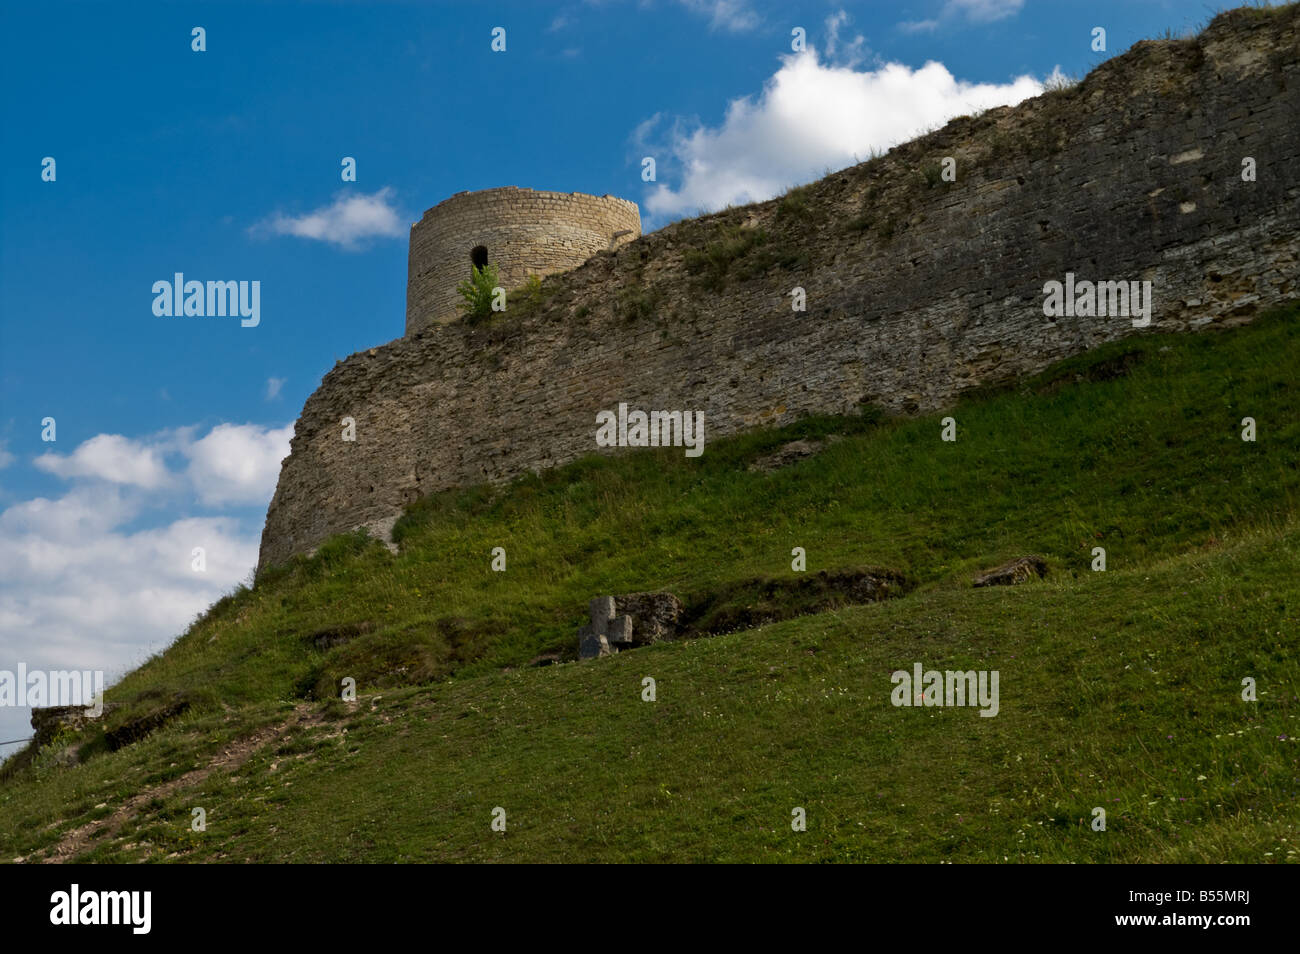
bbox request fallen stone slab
[972,556,1048,587]
[748,438,832,473]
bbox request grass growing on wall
[456,263,501,323]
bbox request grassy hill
[2,304,1298,863]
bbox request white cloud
[0,421,290,752]
[641,47,1044,220]
[0,489,257,750]
[28,422,292,508]
[0,440,13,470]
[0,486,140,550]
[678,0,760,32]
[266,376,286,400]
[824,10,869,68]
[252,187,407,250]
[947,0,1024,23]
[900,0,1025,32]
[185,423,293,507]
[34,433,174,490]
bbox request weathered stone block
[607,615,634,645]
[578,625,612,660]
[589,596,615,629]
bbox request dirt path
[38,703,326,863]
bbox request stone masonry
[406,186,641,333]
[258,8,1300,572]
[578,592,684,659]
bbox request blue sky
[0,0,1222,748]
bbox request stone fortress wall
[405,186,642,333]
[259,6,1300,572]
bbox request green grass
[613,283,663,322]
[776,183,815,219]
[1,303,1298,862]
[681,225,770,291]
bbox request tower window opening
[470,246,489,271]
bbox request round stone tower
[404,186,642,335]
